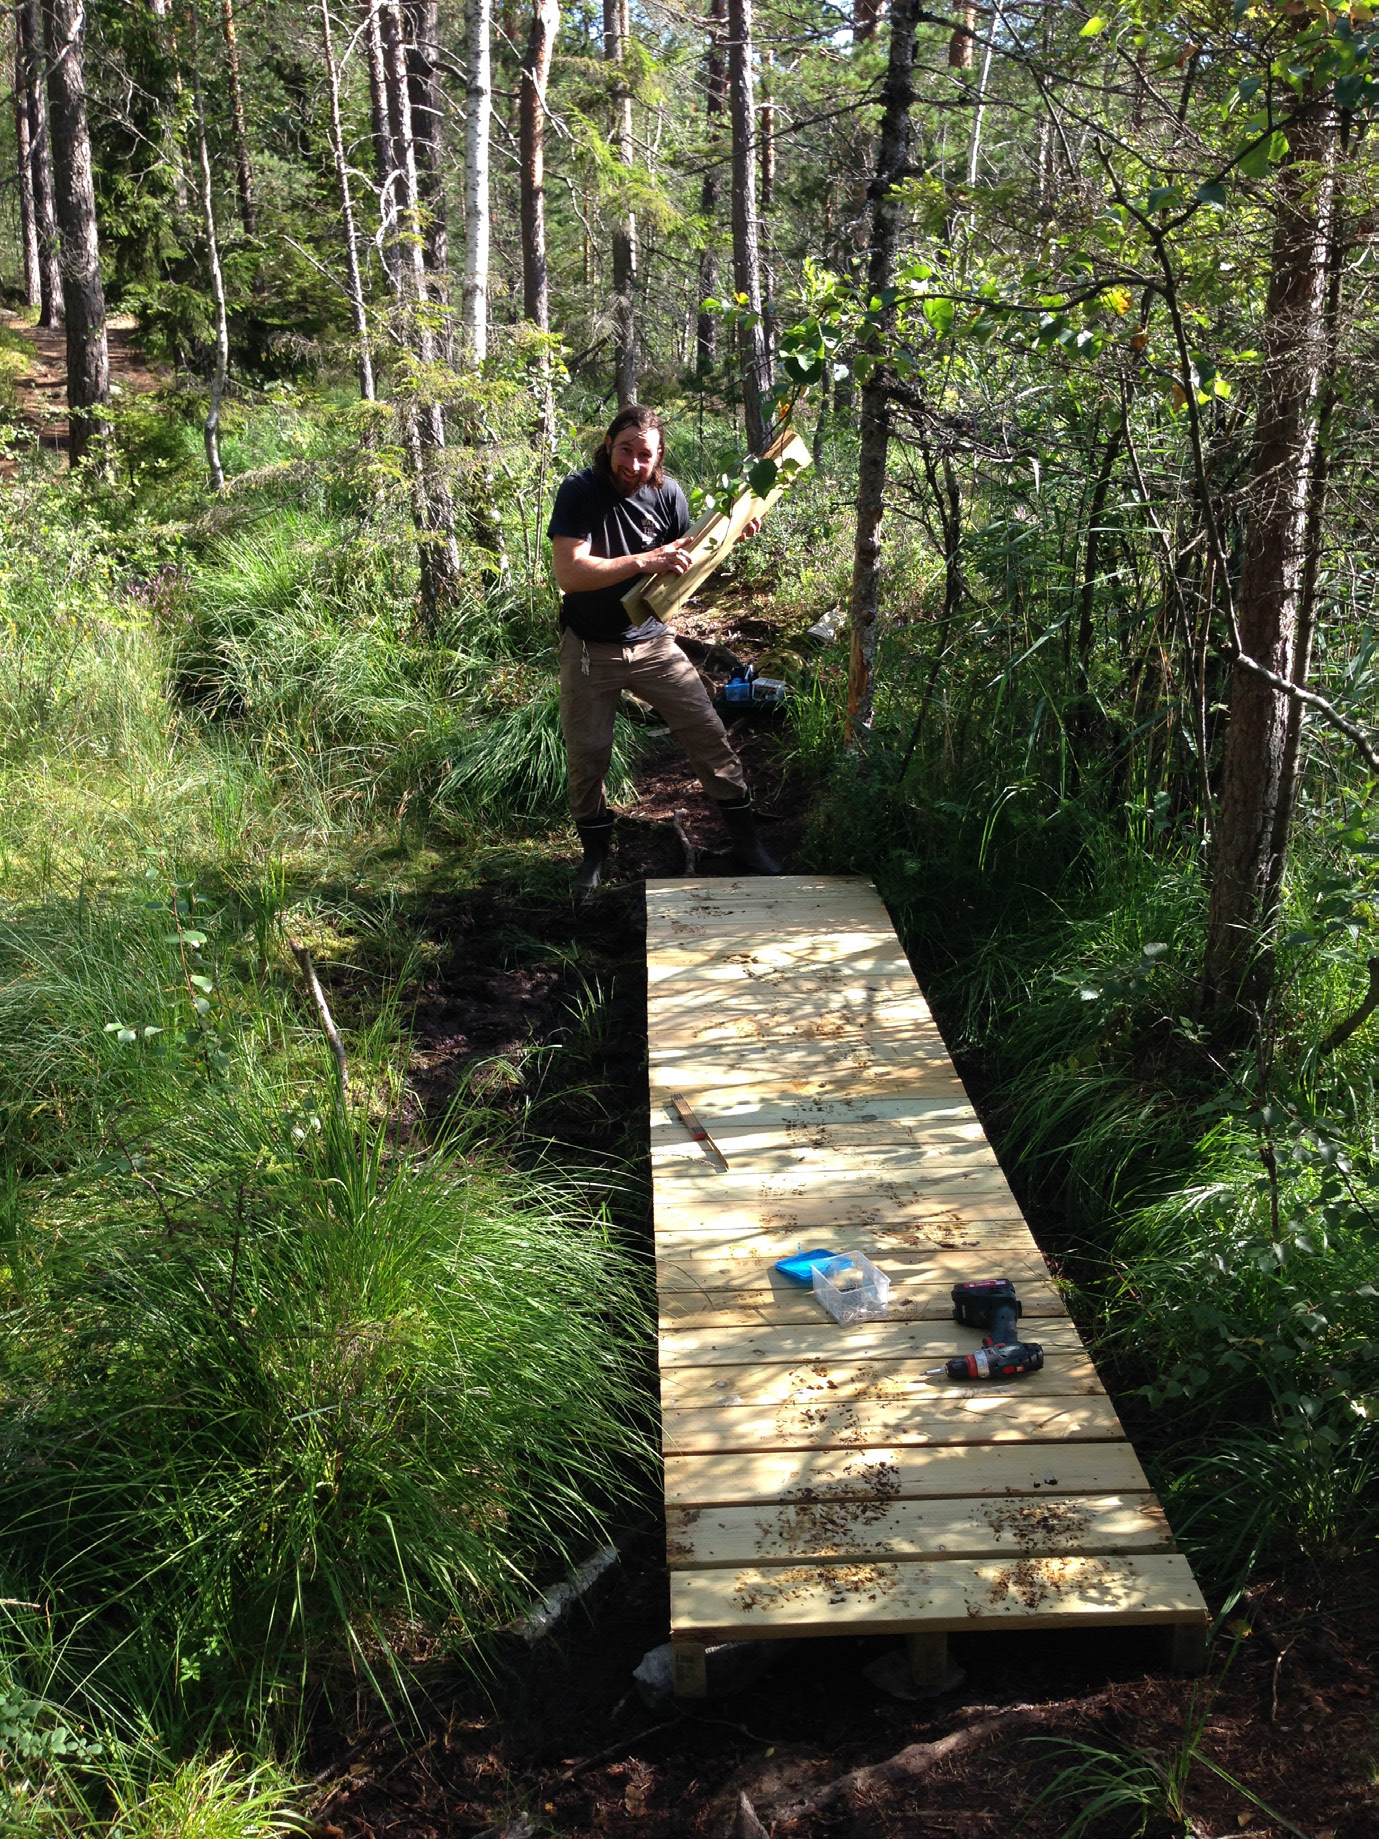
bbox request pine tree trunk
[19,0,62,326]
[190,7,229,489]
[1203,101,1339,1013]
[40,0,107,459]
[519,0,558,327]
[319,0,374,398]
[759,46,774,335]
[948,1,974,67]
[461,0,491,363]
[604,0,636,404]
[13,9,41,308]
[695,0,725,377]
[727,0,771,451]
[220,0,255,234]
[405,0,448,300]
[853,0,879,41]
[846,0,918,742]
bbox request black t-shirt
[547,467,691,644]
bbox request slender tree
[381,0,463,618]
[19,0,62,326]
[366,0,400,286]
[40,0,107,459]
[219,0,256,234]
[1203,101,1340,1013]
[604,0,636,404]
[12,9,41,309]
[727,0,771,451]
[519,0,559,328]
[695,0,726,376]
[405,0,448,285]
[319,0,374,398]
[462,0,491,363]
[189,4,229,488]
[846,0,918,740]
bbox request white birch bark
[462,0,491,364]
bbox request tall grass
[0,1093,650,1734]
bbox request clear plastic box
[811,1252,890,1325]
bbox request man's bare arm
[552,534,691,593]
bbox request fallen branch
[289,938,350,1093]
[671,809,699,876]
[733,1792,770,1839]
[1321,957,1379,1054]
[772,1694,1110,1822]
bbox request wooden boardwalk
[645,875,1208,1695]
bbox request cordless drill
[926,1278,1045,1382]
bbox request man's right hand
[644,540,691,577]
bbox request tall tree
[381,0,462,619]
[462,0,491,362]
[695,0,726,376]
[727,0,771,451]
[12,8,41,309]
[846,0,918,740]
[519,0,559,328]
[319,0,374,398]
[40,0,107,459]
[405,0,448,284]
[190,2,229,488]
[604,0,635,404]
[219,0,256,234]
[18,0,62,326]
[1203,101,1340,1014]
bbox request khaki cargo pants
[559,628,747,823]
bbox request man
[548,403,780,896]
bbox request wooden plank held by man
[621,425,813,625]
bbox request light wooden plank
[658,1320,1083,1366]
[658,1281,1065,1327]
[665,1440,1154,1507]
[660,1354,1104,1408]
[666,1492,1174,1568]
[653,1139,1002,1180]
[670,1552,1208,1639]
[652,1189,1026,1232]
[664,1392,1126,1454]
[656,1247,1056,1294]
[646,1013,945,1050]
[647,943,914,980]
[651,1097,977,1135]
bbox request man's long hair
[592,404,667,488]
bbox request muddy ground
[307,692,1379,1839]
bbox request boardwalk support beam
[1160,1618,1209,1676]
[906,1631,948,1692]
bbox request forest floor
[1,310,162,461]
[303,629,1379,1839]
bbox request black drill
[927,1278,1045,1382]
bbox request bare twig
[289,938,350,1093]
[671,809,699,876]
[1225,647,1379,779]
[1321,957,1379,1054]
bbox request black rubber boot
[573,817,615,898]
[717,798,782,875]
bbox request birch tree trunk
[846,0,918,741]
[190,7,229,489]
[319,0,374,398]
[759,45,774,334]
[728,0,772,452]
[220,0,256,234]
[406,0,449,318]
[366,0,400,286]
[604,0,636,405]
[19,0,62,326]
[519,0,558,327]
[695,0,725,376]
[381,0,463,620]
[12,9,41,309]
[40,0,107,460]
[1203,102,1339,1013]
[462,0,491,363]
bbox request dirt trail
[3,310,164,462]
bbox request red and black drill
[926,1277,1045,1381]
